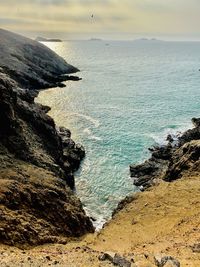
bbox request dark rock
[130,156,169,189]
[164,141,200,182]
[66,75,82,81]
[166,134,174,143]
[90,216,97,222]
[178,127,200,146]
[98,252,115,262]
[192,117,200,128]
[190,243,200,253]
[57,126,71,138]
[98,252,131,267]
[98,254,107,261]
[154,255,180,267]
[113,254,131,267]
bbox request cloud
[0,0,200,38]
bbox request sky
[0,0,200,40]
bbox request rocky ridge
[0,29,94,247]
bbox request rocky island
[0,28,200,266]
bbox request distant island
[89,38,102,41]
[134,38,163,42]
[36,36,62,42]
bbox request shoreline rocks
[130,117,200,189]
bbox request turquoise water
[37,40,200,228]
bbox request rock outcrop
[0,29,94,247]
[130,118,200,189]
[0,28,78,89]
[36,36,62,42]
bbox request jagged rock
[113,254,132,267]
[190,243,200,253]
[154,255,180,267]
[98,251,115,262]
[57,126,71,138]
[166,134,174,143]
[164,140,200,181]
[130,157,169,189]
[66,75,82,81]
[98,252,131,267]
[98,254,107,261]
[178,119,200,146]
[191,117,200,128]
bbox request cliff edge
[0,29,94,247]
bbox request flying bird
[91,14,94,18]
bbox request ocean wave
[72,112,100,128]
[148,123,193,146]
[88,135,102,141]
[83,127,102,141]
[83,207,108,231]
[83,128,92,135]
[93,217,107,231]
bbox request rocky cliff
[0,29,94,247]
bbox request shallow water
[37,40,200,228]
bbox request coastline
[0,29,200,266]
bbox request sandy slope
[1,172,200,266]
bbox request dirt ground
[1,172,200,267]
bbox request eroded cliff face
[0,30,94,247]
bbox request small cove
[37,40,200,228]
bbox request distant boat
[35,36,62,42]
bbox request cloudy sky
[0,0,200,40]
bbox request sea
[37,40,200,229]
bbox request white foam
[83,128,92,135]
[88,135,102,141]
[83,127,102,141]
[93,217,107,231]
[148,123,193,147]
[82,207,107,231]
[73,113,100,128]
